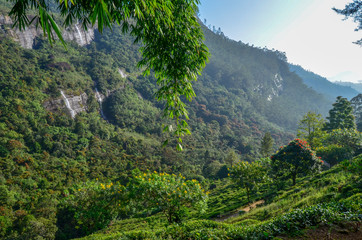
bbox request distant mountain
[289,64,359,100]
[334,81,362,93]
[329,71,362,83]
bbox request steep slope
[0,13,340,239]
[199,27,331,130]
[335,81,362,93]
[77,155,361,240]
[289,64,359,100]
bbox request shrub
[129,170,208,224]
[316,144,353,166]
[340,154,362,176]
[57,181,126,239]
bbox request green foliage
[271,139,322,185]
[78,155,362,239]
[79,201,361,240]
[315,129,362,166]
[316,144,353,166]
[324,96,356,131]
[1,6,358,238]
[224,150,239,168]
[229,160,268,203]
[340,154,362,176]
[129,170,208,224]
[325,128,362,150]
[260,132,274,157]
[103,89,161,134]
[297,111,326,149]
[57,181,126,239]
[7,0,209,147]
[199,25,330,131]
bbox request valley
[0,1,361,239]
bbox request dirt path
[213,200,265,222]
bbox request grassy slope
[78,156,361,239]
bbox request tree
[229,160,267,203]
[315,128,361,166]
[7,0,209,149]
[324,96,356,131]
[224,149,239,167]
[297,111,325,149]
[59,181,126,238]
[271,139,322,186]
[129,171,208,224]
[333,1,362,45]
[260,132,274,157]
[326,128,362,150]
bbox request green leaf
[176,144,183,151]
[48,13,67,48]
[162,140,168,148]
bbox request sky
[198,0,362,83]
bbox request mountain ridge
[289,64,359,100]
[0,10,359,239]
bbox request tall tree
[7,0,209,149]
[324,96,356,131]
[333,0,362,45]
[271,139,321,186]
[260,132,274,157]
[297,111,325,149]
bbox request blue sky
[198,0,362,83]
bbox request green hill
[289,64,359,100]
[335,81,362,93]
[0,5,359,239]
[77,155,361,239]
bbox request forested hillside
[199,27,331,130]
[289,64,359,100]
[336,81,362,93]
[0,5,360,239]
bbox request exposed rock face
[62,24,94,46]
[253,73,284,102]
[350,94,362,128]
[0,15,94,48]
[43,91,88,118]
[95,88,107,120]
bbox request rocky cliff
[0,15,100,118]
[0,15,94,49]
[43,91,88,118]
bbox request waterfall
[60,90,76,118]
[95,88,107,120]
[118,68,127,78]
[74,24,85,45]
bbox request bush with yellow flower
[129,170,208,224]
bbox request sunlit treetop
[7,0,209,150]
